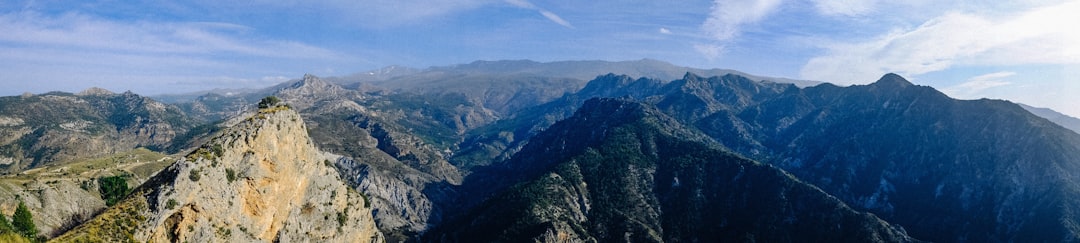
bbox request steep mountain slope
[429,98,917,242]
[277,76,463,239]
[0,89,200,173]
[458,73,1080,242]
[1020,103,1080,134]
[749,74,1080,242]
[451,74,667,170]
[53,105,382,242]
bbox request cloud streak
[696,0,781,58]
[800,0,1080,84]
[941,71,1014,99]
[505,0,573,28]
[0,10,349,95]
[0,11,338,59]
[810,0,878,17]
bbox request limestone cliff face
[54,106,383,242]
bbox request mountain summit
[54,104,383,242]
[869,73,914,89]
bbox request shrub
[336,211,347,227]
[98,175,130,206]
[225,168,237,183]
[360,192,370,208]
[258,96,282,109]
[211,144,224,157]
[189,168,201,181]
[166,199,178,210]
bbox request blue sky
[1,0,1077,117]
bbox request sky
[0,0,1077,117]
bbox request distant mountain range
[1,59,1078,242]
[1020,103,1080,134]
[0,89,202,173]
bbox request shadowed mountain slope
[430,98,920,242]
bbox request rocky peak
[76,87,115,96]
[576,74,663,99]
[54,106,383,242]
[870,73,914,89]
[275,74,355,110]
[578,74,635,93]
[292,74,339,91]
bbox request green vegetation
[166,199,178,210]
[211,144,224,158]
[98,175,130,206]
[225,168,237,183]
[336,211,348,228]
[0,212,30,242]
[257,96,282,109]
[51,193,149,242]
[0,213,13,233]
[12,201,37,239]
[360,192,370,208]
[189,168,201,181]
[216,226,231,238]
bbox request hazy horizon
[1,1,1077,117]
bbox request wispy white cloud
[702,0,781,41]
[659,28,672,34]
[941,71,1015,99]
[0,11,338,59]
[0,10,351,95]
[539,10,573,28]
[504,0,573,28]
[697,0,782,58]
[800,0,1080,84]
[213,0,492,28]
[810,0,877,16]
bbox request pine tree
[12,201,37,239]
[0,213,12,233]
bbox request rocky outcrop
[306,106,459,239]
[275,74,362,111]
[53,106,382,242]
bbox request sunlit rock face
[54,107,383,243]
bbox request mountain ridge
[431,98,920,242]
[452,72,1080,242]
[0,90,200,173]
